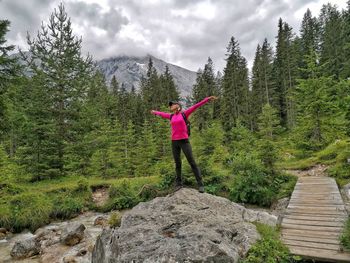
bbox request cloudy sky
[0,0,348,72]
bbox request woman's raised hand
[208,96,218,102]
[150,110,155,114]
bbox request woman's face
[170,103,180,112]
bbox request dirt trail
[92,187,109,207]
[285,164,329,178]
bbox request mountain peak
[96,55,196,97]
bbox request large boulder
[60,223,86,246]
[92,188,277,263]
[10,236,41,259]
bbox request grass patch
[341,217,350,250]
[0,193,53,232]
[0,174,162,233]
[276,156,318,170]
[242,223,302,263]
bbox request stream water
[0,212,109,263]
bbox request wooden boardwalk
[281,176,350,262]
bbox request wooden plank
[282,239,341,251]
[292,192,341,195]
[296,184,336,186]
[285,210,346,216]
[288,202,344,206]
[283,218,344,227]
[288,204,345,209]
[289,200,343,204]
[281,229,341,239]
[298,179,333,181]
[288,245,350,262]
[284,214,346,222]
[289,199,343,203]
[289,198,343,201]
[294,183,338,186]
[284,212,347,219]
[281,223,343,232]
[286,207,346,214]
[291,193,340,196]
[282,235,340,245]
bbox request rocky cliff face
[96,55,197,97]
[92,188,277,263]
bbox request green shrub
[0,193,52,232]
[229,155,274,207]
[341,217,350,250]
[101,180,139,212]
[157,165,175,190]
[242,224,301,263]
[75,178,90,192]
[108,211,122,228]
[138,184,161,202]
[324,140,350,183]
[229,153,296,206]
[50,196,84,219]
[0,183,24,198]
[275,173,298,199]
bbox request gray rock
[63,255,78,263]
[0,227,7,234]
[243,209,278,226]
[10,237,41,259]
[270,197,290,221]
[342,183,350,201]
[60,223,86,246]
[94,215,108,226]
[92,188,277,263]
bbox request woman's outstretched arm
[184,96,217,117]
[150,110,171,119]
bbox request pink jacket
[152,97,210,140]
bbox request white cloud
[1,0,348,72]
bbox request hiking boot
[198,186,205,193]
[174,184,183,192]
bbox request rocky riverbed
[0,212,110,263]
[0,187,288,263]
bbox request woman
[151,96,217,193]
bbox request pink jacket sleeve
[151,111,171,119]
[184,97,210,117]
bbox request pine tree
[251,40,274,130]
[192,57,216,131]
[300,9,319,58]
[294,51,340,149]
[160,65,180,102]
[0,20,20,140]
[20,3,93,178]
[272,19,298,129]
[89,120,113,178]
[110,75,119,96]
[141,57,161,115]
[341,1,350,78]
[134,120,156,177]
[257,103,281,140]
[213,71,222,119]
[221,37,250,137]
[257,104,280,173]
[319,3,343,79]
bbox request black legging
[171,139,203,187]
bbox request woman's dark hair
[169,101,182,110]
